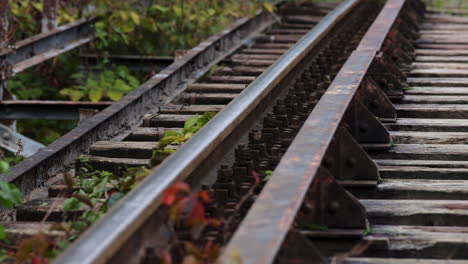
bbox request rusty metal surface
[357,0,406,51]
[54,1,360,263]
[220,0,414,262]
[219,49,375,264]
[0,17,96,78]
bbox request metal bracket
[369,54,406,100]
[0,124,44,157]
[343,97,391,147]
[323,126,380,181]
[276,230,324,264]
[297,166,368,229]
[356,77,396,122]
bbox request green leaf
[262,3,275,13]
[130,11,141,25]
[107,90,124,101]
[0,161,9,173]
[115,79,132,92]
[164,130,183,137]
[0,181,22,208]
[184,115,200,129]
[63,197,82,212]
[0,224,6,240]
[107,192,124,207]
[89,89,104,102]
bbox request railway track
[7,0,468,263]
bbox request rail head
[55,0,362,263]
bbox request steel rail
[55,1,361,263]
[220,0,413,263]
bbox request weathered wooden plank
[405,87,468,95]
[145,114,194,127]
[395,104,468,118]
[186,83,246,93]
[126,127,181,141]
[415,49,468,56]
[208,75,256,84]
[16,198,81,222]
[231,54,281,61]
[159,105,224,114]
[416,56,468,63]
[229,59,275,67]
[356,225,468,259]
[361,199,468,226]
[376,159,468,168]
[410,69,468,78]
[426,14,468,24]
[417,43,468,49]
[390,131,468,144]
[343,258,468,264]
[417,38,468,45]
[179,93,237,104]
[379,166,468,180]
[351,179,468,200]
[412,62,468,69]
[77,155,150,176]
[401,95,468,104]
[241,48,287,55]
[2,222,65,244]
[370,144,468,160]
[408,77,468,86]
[421,23,468,30]
[90,141,158,159]
[385,118,468,132]
[215,66,268,76]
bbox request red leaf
[163,182,190,206]
[251,170,260,184]
[198,190,211,203]
[160,251,172,264]
[31,256,48,264]
[187,200,206,227]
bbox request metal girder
[0,17,96,79]
[0,100,111,120]
[0,124,44,157]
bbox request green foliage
[9,0,42,40]
[151,112,217,166]
[17,120,77,145]
[60,65,140,102]
[60,157,151,245]
[0,160,23,260]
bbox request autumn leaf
[163,182,190,206]
[198,190,211,203]
[251,170,260,185]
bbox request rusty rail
[219,0,424,263]
[54,1,362,263]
